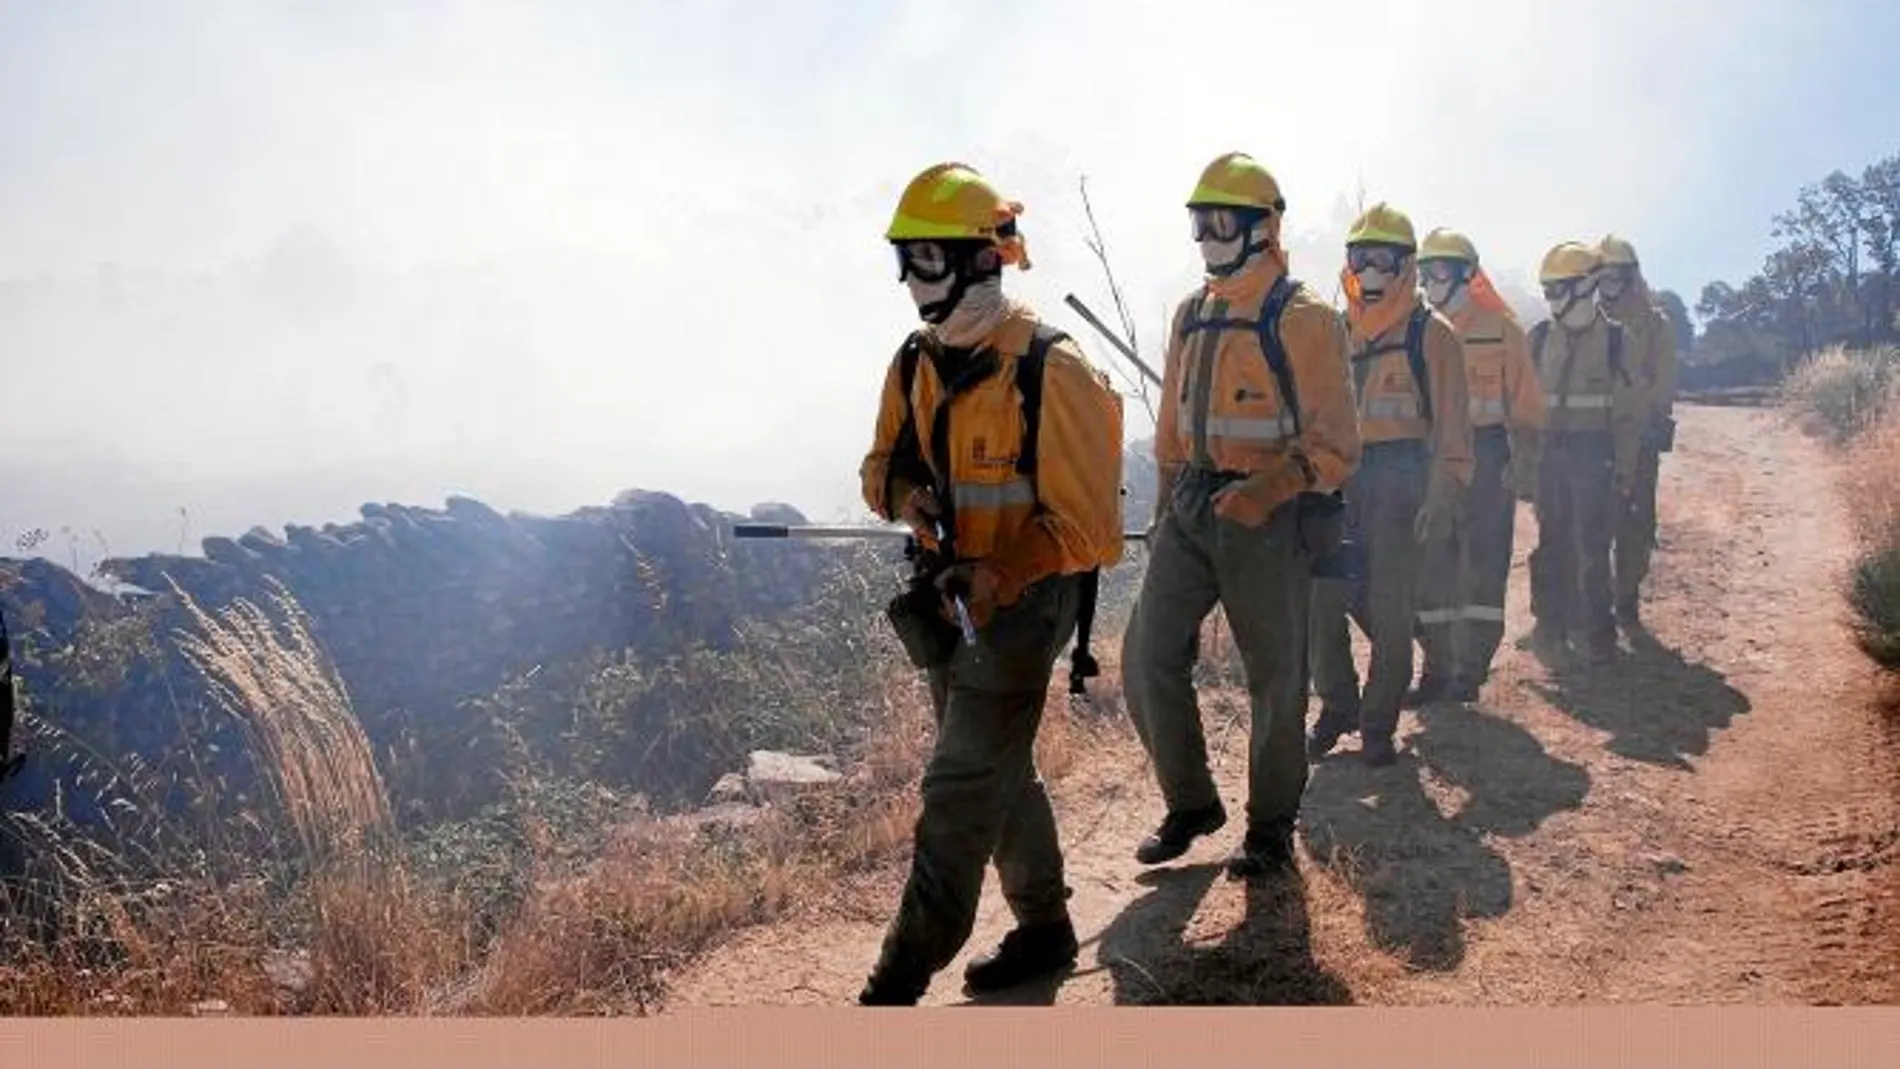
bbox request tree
[1655,288,1695,357]
[1691,150,1900,372]
[1861,156,1900,339]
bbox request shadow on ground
[1093,863,1353,1005]
[1298,702,1591,971]
[1527,625,1752,771]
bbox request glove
[1505,437,1541,503]
[1211,461,1306,528]
[1501,456,1538,502]
[1413,470,1462,544]
[900,486,943,533]
[1146,462,1183,543]
[934,562,1000,630]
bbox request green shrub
[1846,527,1900,672]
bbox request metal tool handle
[732,523,914,540]
[1064,294,1163,387]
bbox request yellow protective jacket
[1347,296,1475,490]
[858,304,1125,607]
[1447,302,1545,474]
[1531,311,1648,487]
[1153,257,1361,524]
[1604,288,1678,430]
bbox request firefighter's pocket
[1293,490,1346,561]
[1651,416,1677,453]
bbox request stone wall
[0,490,851,822]
[0,449,1159,827]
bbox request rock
[264,949,313,995]
[670,802,768,836]
[748,502,808,526]
[1645,853,1689,877]
[745,750,842,807]
[445,495,505,527]
[707,772,750,806]
[201,536,252,567]
[238,526,286,553]
[0,483,853,828]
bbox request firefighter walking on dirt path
[1119,152,1361,879]
[1409,228,1545,704]
[1306,204,1474,766]
[853,162,1126,1007]
[1521,241,1648,667]
[1594,234,1678,632]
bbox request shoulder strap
[1607,321,1631,385]
[1529,320,1550,371]
[1011,323,1105,695]
[1252,273,1303,436]
[884,332,930,515]
[1013,324,1070,478]
[1403,304,1434,425]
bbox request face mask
[897,241,999,326]
[1357,268,1396,302]
[907,274,958,324]
[932,276,1009,348]
[1346,245,1408,303]
[1200,232,1247,272]
[1548,292,1597,329]
[1192,207,1271,276]
[1419,260,1465,309]
[1596,267,1632,303]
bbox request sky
[3,0,1898,570]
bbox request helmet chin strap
[911,276,966,325]
[1553,286,1597,329]
[1434,280,1470,314]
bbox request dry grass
[1835,414,1900,674]
[1781,344,1900,446]
[1781,348,1900,677]
[0,568,1044,1015]
[0,539,1263,1016]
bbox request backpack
[1176,275,1358,576]
[1528,317,1629,387]
[1180,277,1433,431]
[887,323,1121,695]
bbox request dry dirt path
[664,405,1900,1007]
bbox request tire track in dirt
[660,405,1900,1007]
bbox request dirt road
[664,405,1900,1007]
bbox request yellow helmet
[1418,227,1479,265]
[1346,202,1416,249]
[1186,152,1285,212]
[885,162,1023,243]
[1596,233,1640,268]
[1540,241,1602,283]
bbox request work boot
[857,970,928,1006]
[1306,708,1358,760]
[1443,676,1482,704]
[1517,625,1569,666]
[1134,801,1227,865]
[1224,828,1295,881]
[1404,675,1451,709]
[962,918,1079,995]
[1361,733,1398,767]
[1578,638,1619,667]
